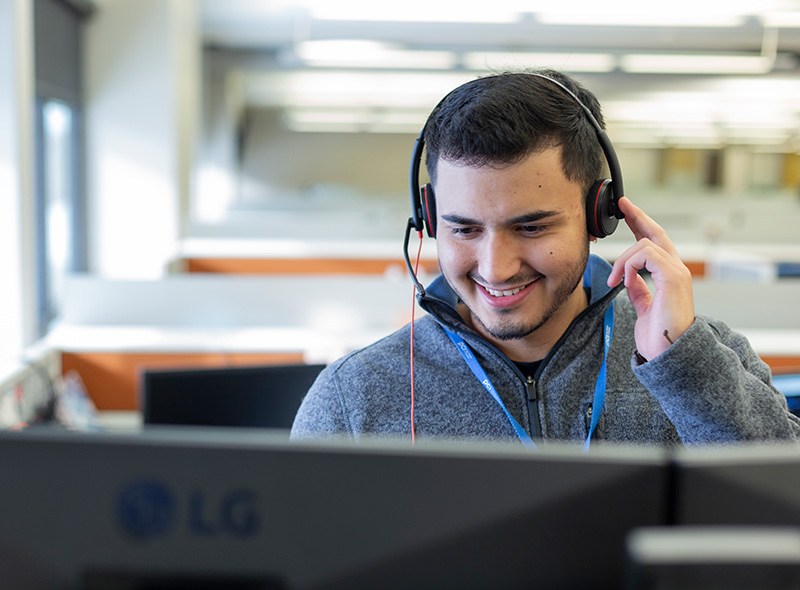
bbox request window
[35,98,81,334]
[32,0,90,337]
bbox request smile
[484,281,535,298]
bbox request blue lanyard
[443,327,537,449]
[584,301,614,451]
[443,300,615,451]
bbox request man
[291,70,799,446]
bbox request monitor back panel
[673,445,800,526]
[141,364,326,429]
[0,430,669,589]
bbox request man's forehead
[436,151,578,193]
[433,152,584,221]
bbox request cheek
[557,208,591,251]
[574,204,591,237]
[538,230,588,268]
[538,243,569,271]
[437,240,473,276]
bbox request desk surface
[48,324,800,357]
[47,324,390,363]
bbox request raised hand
[607,197,695,361]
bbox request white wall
[0,0,36,361]
[84,0,200,278]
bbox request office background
[1,0,800,425]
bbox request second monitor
[140,363,325,429]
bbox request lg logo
[117,480,260,540]
[117,480,176,539]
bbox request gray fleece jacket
[291,255,800,446]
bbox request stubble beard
[451,243,590,342]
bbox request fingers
[625,272,652,317]
[606,197,696,360]
[617,197,679,258]
[608,198,684,288]
[607,240,649,288]
[608,236,691,290]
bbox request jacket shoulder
[291,316,446,439]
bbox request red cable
[410,231,423,445]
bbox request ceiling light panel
[294,40,457,69]
[304,0,529,23]
[244,71,475,108]
[532,0,791,27]
[762,11,800,27]
[464,52,615,72]
[284,107,427,133]
[619,54,774,74]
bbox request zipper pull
[526,375,543,439]
[526,375,537,401]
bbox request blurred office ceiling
[197,0,800,149]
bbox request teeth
[487,286,524,298]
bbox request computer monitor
[0,429,668,589]
[140,363,326,429]
[636,445,800,589]
[672,444,800,526]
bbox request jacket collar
[582,253,616,305]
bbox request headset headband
[409,73,625,232]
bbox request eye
[451,226,479,237]
[518,224,546,235]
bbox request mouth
[480,278,539,300]
[485,285,529,298]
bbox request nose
[476,231,523,286]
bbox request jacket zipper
[526,376,543,440]
[426,282,623,443]
[519,286,622,442]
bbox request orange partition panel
[185,257,439,275]
[61,351,306,411]
[185,256,702,277]
[683,261,706,278]
[763,356,800,373]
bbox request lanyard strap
[443,300,615,451]
[443,328,537,449]
[583,300,614,451]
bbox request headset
[404,73,625,295]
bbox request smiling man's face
[434,146,591,361]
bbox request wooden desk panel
[683,261,706,277]
[764,356,800,374]
[185,257,440,275]
[184,256,705,278]
[61,352,306,411]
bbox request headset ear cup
[586,179,618,239]
[421,183,437,238]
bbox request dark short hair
[423,69,605,196]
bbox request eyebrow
[440,210,562,226]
